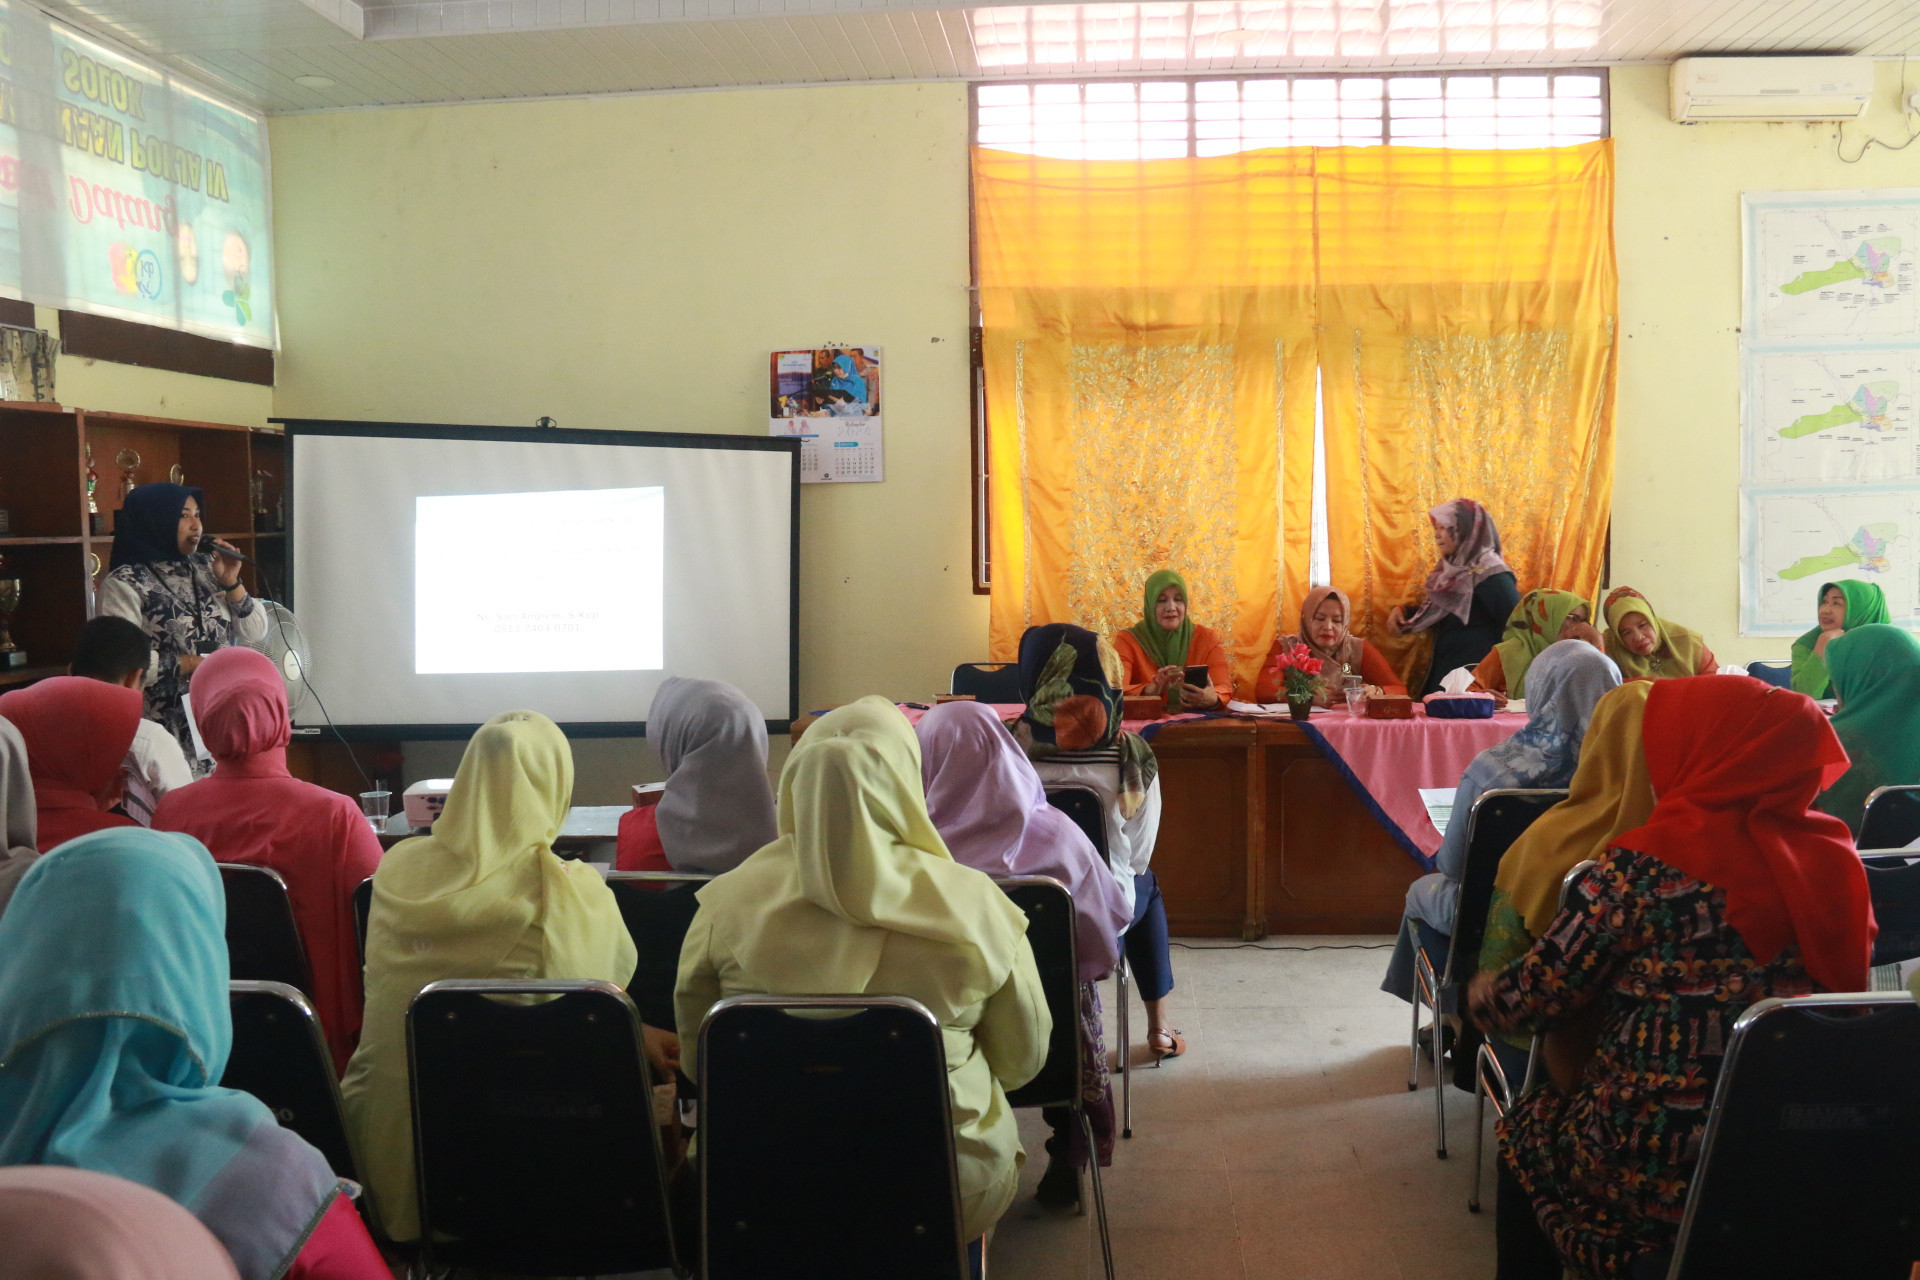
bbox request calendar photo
[768,347,885,485]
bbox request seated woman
[0,717,36,916]
[1016,624,1183,1060]
[1468,676,1873,1280]
[676,697,1048,1252]
[342,710,647,1242]
[917,700,1130,1210]
[1792,579,1889,699]
[1816,623,1920,836]
[616,676,777,876]
[1382,641,1620,1008]
[1111,569,1233,708]
[1255,585,1407,705]
[0,676,144,850]
[1386,499,1520,697]
[153,648,383,1075]
[0,1166,242,1280]
[0,829,388,1280]
[1468,589,1596,699]
[1598,586,1714,681]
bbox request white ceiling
[29,0,1920,114]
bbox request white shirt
[122,717,194,826]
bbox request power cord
[247,556,375,795]
[1838,57,1919,164]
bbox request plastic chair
[1861,785,1920,851]
[1744,660,1793,689]
[406,979,680,1277]
[222,981,359,1184]
[698,994,968,1280]
[1408,787,1568,1159]
[1043,784,1134,1139]
[1466,858,1595,1212]
[217,864,314,996]
[999,875,1115,1280]
[1661,993,1920,1279]
[605,871,712,1031]
[949,662,1022,703]
[352,876,372,965]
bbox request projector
[403,778,458,829]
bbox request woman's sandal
[1148,1028,1187,1062]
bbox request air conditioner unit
[1670,56,1874,123]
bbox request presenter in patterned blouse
[97,483,266,769]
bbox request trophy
[168,464,186,485]
[115,448,141,501]
[0,570,23,670]
[86,443,104,535]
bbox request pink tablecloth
[1293,708,1529,865]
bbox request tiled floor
[989,938,1498,1280]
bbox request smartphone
[1183,665,1211,689]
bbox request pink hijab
[189,647,290,774]
[0,1165,241,1280]
[1404,498,1512,631]
[915,701,1128,982]
[0,677,142,851]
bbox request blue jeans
[1124,870,1174,1002]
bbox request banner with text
[0,4,273,347]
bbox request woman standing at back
[1385,499,1521,697]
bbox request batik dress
[1485,848,1818,1277]
[98,555,265,768]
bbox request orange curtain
[975,148,1319,690]
[976,140,1617,693]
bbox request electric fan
[243,600,316,718]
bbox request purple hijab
[916,702,1128,982]
[1403,498,1511,631]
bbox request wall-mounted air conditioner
[1670,56,1874,123]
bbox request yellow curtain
[976,141,1617,694]
[1315,142,1618,686]
[975,148,1320,691]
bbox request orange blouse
[1113,625,1235,705]
[1254,636,1406,704]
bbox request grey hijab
[650,677,778,876]
[0,716,38,916]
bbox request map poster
[1746,348,1920,485]
[1744,190,1920,349]
[1742,486,1920,634]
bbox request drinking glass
[360,789,393,832]
[1342,675,1366,715]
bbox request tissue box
[1363,694,1413,720]
[402,778,457,827]
[632,782,666,808]
[1123,696,1167,721]
[1424,693,1497,720]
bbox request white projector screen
[286,421,798,735]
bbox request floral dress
[1484,848,1818,1277]
[98,556,264,770]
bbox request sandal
[1148,1028,1187,1062]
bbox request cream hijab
[0,716,38,916]
[699,697,1029,1011]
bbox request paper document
[1227,700,1291,716]
[1419,787,1457,838]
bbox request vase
[1287,695,1313,721]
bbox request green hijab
[1818,624,1920,837]
[1791,580,1890,699]
[1126,569,1195,669]
[1492,588,1588,700]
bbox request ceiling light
[293,74,336,88]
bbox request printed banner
[0,4,274,347]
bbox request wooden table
[1144,718,1421,939]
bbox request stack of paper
[1419,787,1457,838]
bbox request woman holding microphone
[97,483,265,769]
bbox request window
[968,69,1610,589]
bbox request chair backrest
[1860,854,1920,967]
[605,871,711,1031]
[407,979,677,1276]
[1744,660,1793,689]
[1861,785,1920,851]
[1044,786,1108,861]
[699,995,967,1280]
[949,662,1022,702]
[1443,789,1569,986]
[998,876,1080,1110]
[352,876,373,965]
[216,864,314,996]
[221,981,357,1183]
[1667,993,1920,1279]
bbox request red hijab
[1621,676,1874,994]
[191,647,291,776]
[0,677,143,851]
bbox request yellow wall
[1610,62,1920,665]
[36,305,273,426]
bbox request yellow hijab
[342,711,636,1240]
[698,697,1029,1013]
[1482,681,1655,972]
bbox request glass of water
[1342,675,1366,715]
[359,789,393,832]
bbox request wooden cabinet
[0,402,287,688]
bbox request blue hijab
[109,482,205,569]
[0,829,339,1279]
[828,353,869,406]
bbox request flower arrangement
[1265,642,1324,703]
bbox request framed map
[1746,348,1920,484]
[1744,191,1920,348]
[1742,487,1920,634]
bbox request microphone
[199,536,253,564]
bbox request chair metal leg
[1469,1048,1489,1213]
[1078,1105,1117,1280]
[1407,954,1423,1092]
[1432,991,1448,1159]
[1115,957,1132,1139]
